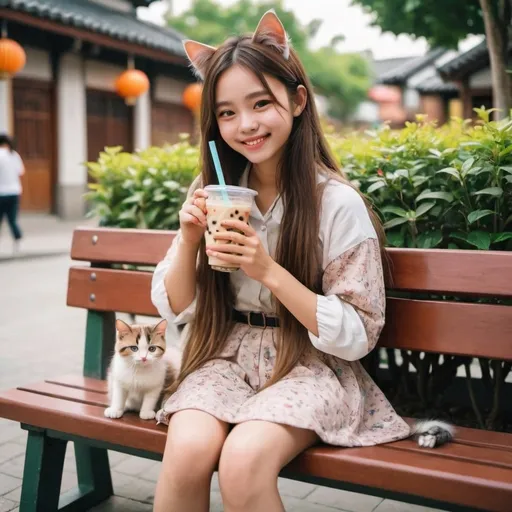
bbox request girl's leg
[218,421,318,512]
[153,409,229,512]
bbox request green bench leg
[20,428,67,512]
[20,429,113,512]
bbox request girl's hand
[179,189,208,246]
[206,220,276,282]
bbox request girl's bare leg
[154,409,230,512]
[218,421,318,512]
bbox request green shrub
[85,136,199,230]
[328,109,512,250]
[86,109,512,250]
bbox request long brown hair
[168,34,386,394]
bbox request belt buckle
[248,311,266,328]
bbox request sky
[138,0,482,60]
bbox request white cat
[104,318,179,420]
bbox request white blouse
[151,169,383,361]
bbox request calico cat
[104,318,179,420]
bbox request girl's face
[215,64,305,168]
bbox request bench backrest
[67,227,512,378]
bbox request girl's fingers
[221,219,255,236]
[213,231,248,245]
[206,250,245,264]
[193,189,208,199]
[193,197,207,213]
[181,205,207,226]
[207,243,249,255]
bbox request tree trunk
[479,0,511,119]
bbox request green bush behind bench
[86,108,512,252]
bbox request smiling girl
[151,10,452,512]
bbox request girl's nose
[240,114,258,133]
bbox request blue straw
[208,140,230,204]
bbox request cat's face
[114,319,167,365]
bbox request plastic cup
[204,185,258,272]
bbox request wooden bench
[1,226,512,512]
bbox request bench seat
[1,374,511,512]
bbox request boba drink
[204,185,258,272]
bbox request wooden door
[86,89,133,164]
[151,101,194,146]
[13,79,54,212]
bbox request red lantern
[115,69,150,105]
[183,83,203,114]
[0,38,26,79]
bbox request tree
[351,0,511,119]
[167,0,371,120]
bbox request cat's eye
[148,346,157,352]
[130,346,138,352]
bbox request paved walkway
[0,214,442,512]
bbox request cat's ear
[252,9,290,60]
[183,40,217,80]
[115,319,132,335]
[152,319,168,336]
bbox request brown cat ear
[183,40,217,80]
[252,9,290,60]
[115,319,132,335]
[152,319,168,336]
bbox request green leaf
[417,230,443,248]
[491,232,512,243]
[412,176,429,187]
[386,230,405,247]
[383,217,409,229]
[415,202,435,218]
[436,167,460,180]
[472,187,503,197]
[467,209,494,224]
[380,206,408,217]
[499,144,512,157]
[467,231,491,250]
[121,192,144,204]
[461,157,475,174]
[367,180,386,193]
[505,175,512,184]
[499,166,512,174]
[416,190,454,202]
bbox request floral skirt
[156,323,410,447]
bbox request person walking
[0,134,25,254]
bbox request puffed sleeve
[151,231,197,326]
[150,176,202,327]
[308,179,385,361]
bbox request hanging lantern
[182,83,203,115]
[115,56,149,106]
[0,38,26,80]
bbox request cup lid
[204,185,258,196]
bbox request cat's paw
[104,407,124,419]
[139,409,156,420]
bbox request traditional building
[0,0,194,218]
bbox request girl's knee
[218,435,276,505]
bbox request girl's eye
[148,346,157,352]
[255,99,271,109]
[219,110,234,118]
[130,346,138,352]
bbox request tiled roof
[415,74,458,94]
[0,0,186,57]
[437,41,488,78]
[377,48,447,85]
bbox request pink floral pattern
[157,239,411,447]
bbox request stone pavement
[0,214,443,512]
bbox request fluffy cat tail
[410,420,455,448]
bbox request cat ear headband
[182,9,291,80]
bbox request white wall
[155,76,188,104]
[134,91,151,150]
[0,80,11,134]
[58,53,87,186]
[470,67,492,89]
[17,47,52,81]
[85,60,125,91]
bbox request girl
[151,11,452,512]
[0,134,24,254]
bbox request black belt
[232,310,280,328]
